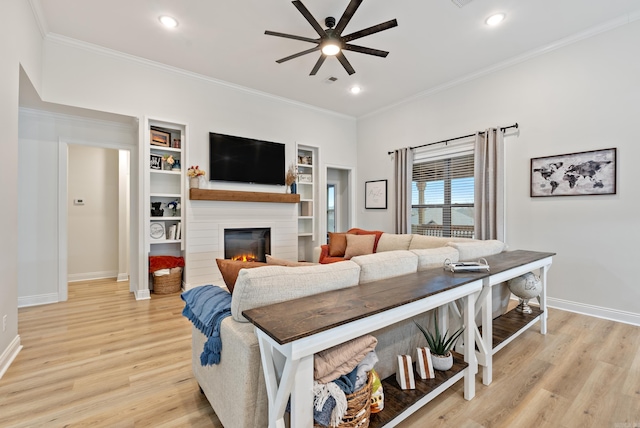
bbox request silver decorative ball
[508,272,542,314]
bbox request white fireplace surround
[219,222,275,260]
[185,200,299,289]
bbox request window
[411,153,474,238]
[327,184,336,234]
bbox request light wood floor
[1,279,639,428]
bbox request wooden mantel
[189,188,300,203]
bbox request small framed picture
[150,222,166,240]
[150,128,171,147]
[150,153,162,170]
[365,180,387,209]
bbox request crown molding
[361,10,640,120]
[45,34,356,122]
[27,0,48,38]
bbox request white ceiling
[34,0,639,118]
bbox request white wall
[39,36,358,290]
[17,108,137,306]
[356,20,640,323]
[67,145,119,281]
[0,0,44,377]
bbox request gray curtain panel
[393,148,413,234]
[474,128,505,240]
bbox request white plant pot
[189,177,199,189]
[431,352,453,371]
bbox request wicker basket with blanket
[152,266,183,294]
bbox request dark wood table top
[242,249,555,345]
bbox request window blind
[411,153,475,238]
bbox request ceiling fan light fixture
[321,41,341,56]
[159,15,178,28]
[485,13,505,26]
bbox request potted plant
[414,313,464,371]
[285,163,297,194]
[187,165,205,188]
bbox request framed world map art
[530,148,616,197]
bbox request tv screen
[209,133,286,185]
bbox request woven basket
[315,371,373,428]
[152,267,183,294]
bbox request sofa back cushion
[410,247,460,271]
[350,250,418,284]
[231,261,361,322]
[446,239,506,260]
[376,233,413,252]
[408,234,473,250]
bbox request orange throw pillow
[328,232,348,257]
[216,259,267,293]
[344,234,376,259]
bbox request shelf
[151,169,182,175]
[369,353,467,428]
[150,193,181,198]
[150,146,181,153]
[189,188,300,203]
[483,306,543,350]
[150,216,181,221]
[150,239,181,245]
[298,233,313,237]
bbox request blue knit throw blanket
[181,285,232,366]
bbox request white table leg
[538,264,549,335]
[463,292,477,400]
[290,355,314,428]
[480,279,493,385]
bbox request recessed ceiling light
[485,13,505,26]
[350,86,361,94]
[159,15,178,28]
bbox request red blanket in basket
[149,256,185,273]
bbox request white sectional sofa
[192,235,507,428]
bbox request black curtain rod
[387,123,519,155]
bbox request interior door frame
[322,165,356,244]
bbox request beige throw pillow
[344,234,376,259]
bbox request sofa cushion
[216,259,268,293]
[376,233,414,252]
[350,250,418,284]
[409,234,473,250]
[231,261,361,322]
[446,240,506,260]
[410,247,460,271]
[328,232,348,257]
[265,254,315,266]
[344,234,376,259]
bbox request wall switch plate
[2,315,6,332]
[74,199,85,205]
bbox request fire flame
[231,253,257,262]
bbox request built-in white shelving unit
[296,144,318,261]
[145,118,187,290]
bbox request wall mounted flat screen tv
[209,132,285,185]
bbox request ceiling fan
[265,0,398,76]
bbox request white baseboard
[116,273,129,282]
[135,289,150,300]
[547,297,640,327]
[0,335,22,379]
[68,270,118,282]
[18,293,59,308]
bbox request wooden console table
[471,250,555,385]
[243,270,482,428]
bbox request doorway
[325,166,355,239]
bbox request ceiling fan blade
[342,19,398,43]
[336,51,356,75]
[309,54,327,75]
[333,0,364,36]
[292,0,326,37]
[343,44,389,58]
[265,30,320,44]
[276,46,321,63]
